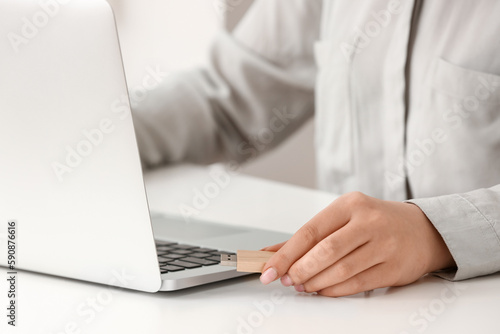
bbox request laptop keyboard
[155,240,236,274]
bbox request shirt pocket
[413,58,500,194]
[430,58,500,103]
[427,58,500,139]
[314,40,355,177]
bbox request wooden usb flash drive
[220,250,276,273]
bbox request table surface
[2,164,498,334]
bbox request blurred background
[106,0,316,189]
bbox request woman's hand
[260,192,455,297]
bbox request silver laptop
[0,0,290,292]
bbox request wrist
[406,202,456,273]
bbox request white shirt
[133,0,500,281]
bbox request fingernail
[294,284,305,292]
[281,274,293,287]
[260,268,277,285]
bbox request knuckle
[343,191,367,207]
[299,223,320,245]
[322,235,337,250]
[349,276,365,292]
[335,262,353,281]
[316,241,340,265]
[288,263,310,283]
[272,252,292,275]
[274,251,291,266]
[317,238,336,259]
[362,210,388,236]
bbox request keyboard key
[156,250,175,255]
[175,244,199,250]
[157,253,173,258]
[159,258,182,265]
[183,257,219,266]
[189,252,212,258]
[156,246,175,251]
[164,265,185,272]
[160,265,185,273]
[155,241,177,246]
[206,256,222,262]
[195,247,218,253]
[170,249,194,255]
[168,260,203,269]
[159,253,185,260]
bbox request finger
[261,241,287,252]
[261,197,353,284]
[286,222,370,285]
[317,263,391,297]
[301,242,381,292]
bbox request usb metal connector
[220,250,275,273]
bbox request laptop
[0,0,291,292]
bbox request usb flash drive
[220,250,276,273]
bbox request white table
[2,165,498,334]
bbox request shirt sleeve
[132,0,321,168]
[407,184,500,281]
